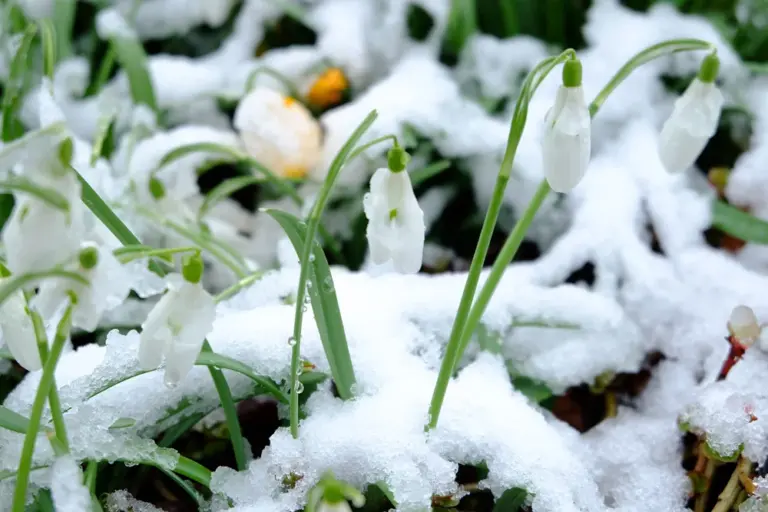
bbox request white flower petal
[0,289,41,371]
[542,85,591,193]
[658,78,723,173]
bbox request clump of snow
[106,490,165,512]
[50,456,92,512]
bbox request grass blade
[196,351,289,403]
[0,406,44,434]
[712,200,768,244]
[90,111,117,165]
[265,209,356,399]
[157,142,301,203]
[37,19,56,80]
[2,24,37,142]
[110,36,157,111]
[410,160,451,186]
[52,0,76,60]
[0,177,70,211]
[198,175,264,220]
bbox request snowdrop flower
[0,281,41,371]
[234,87,322,180]
[2,140,86,275]
[306,472,365,512]
[658,52,723,173]
[362,144,425,274]
[34,244,131,332]
[138,254,215,386]
[542,58,591,193]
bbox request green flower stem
[345,134,398,163]
[289,110,378,438]
[425,50,575,431]
[24,295,69,453]
[84,461,98,492]
[455,180,550,360]
[426,38,718,431]
[587,39,713,117]
[12,302,74,511]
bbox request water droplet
[322,276,335,293]
[350,383,359,395]
[287,336,297,347]
[294,381,304,394]
[303,294,310,304]
[306,280,312,289]
[302,305,308,312]
[296,367,303,377]
[309,253,316,262]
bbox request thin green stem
[25,297,70,453]
[87,47,116,97]
[84,461,98,492]
[588,39,713,117]
[346,134,398,163]
[289,110,379,438]
[12,302,73,511]
[214,271,266,303]
[200,340,247,470]
[425,51,573,431]
[456,180,550,357]
[425,38,720,431]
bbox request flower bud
[728,305,761,346]
[658,52,723,173]
[78,244,99,270]
[182,253,204,284]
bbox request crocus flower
[0,286,41,371]
[138,255,215,386]
[234,87,322,180]
[542,58,591,193]
[658,53,723,173]
[362,145,425,274]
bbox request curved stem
[346,134,399,163]
[426,38,717,431]
[12,302,73,511]
[425,50,574,431]
[289,110,378,438]
[588,39,713,117]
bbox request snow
[4,0,768,510]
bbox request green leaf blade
[712,200,768,244]
[110,36,157,112]
[265,208,357,400]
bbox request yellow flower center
[307,68,348,109]
[283,166,308,179]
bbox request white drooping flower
[33,244,133,332]
[542,59,591,193]
[362,147,425,274]
[658,53,723,173]
[2,157,86,275]
[0,285,41,371]
[233,86,322,180]
[138,258,215,386]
